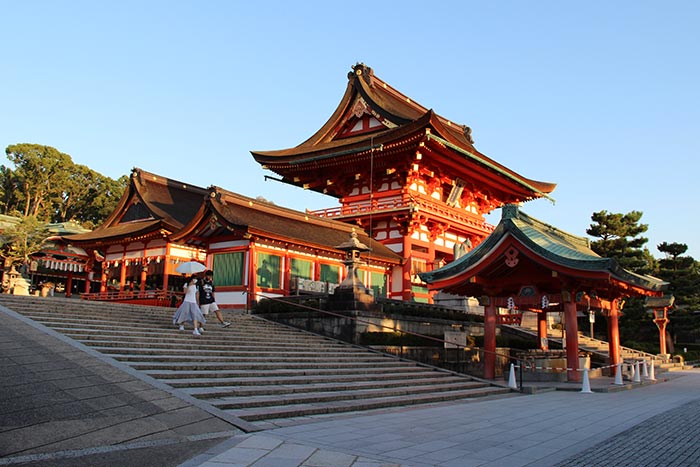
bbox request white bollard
[648,359,656,381]
[614,362,624,385]
[508,363,518,390]
[642,359,649,378]
[633,361,641,383]
[580,368,593,393]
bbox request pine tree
[586,210,653,274]
[657,242,700,310]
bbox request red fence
[81,289,181,307]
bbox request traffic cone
[648,359,656,381]
[613,362,624,385]
[580,368,593,393]
[508,363,518,390]
[642,359,649,378]
[633,361,641,383]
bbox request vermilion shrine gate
[252,63,556,303]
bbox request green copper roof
[420,204,666,293]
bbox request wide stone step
[165,369,450,388]
[212,382,493,409]
[104,352,400,363]
[95,346,381,358]
[147,367,433,380]
[21,315,299,333]
[68,339,352,352]
[129,360,420,371]
[58,331,344,348]
[184,377,484,398]
[227,386,512,422]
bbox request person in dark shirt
[198,270,231,328]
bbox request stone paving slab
[183,369,700,467]
[3,300,700,467]
[553,397,700,467]
[0,306,245,466]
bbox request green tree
[3,144,126,227]
[586,210,652,274]
[5,144,72,219]
[76,174,127,228]
[0,215,49,268]
[657,242,700,310]
[0,165,22,215]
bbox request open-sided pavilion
[420,204,667,381]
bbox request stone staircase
[503,323,686,373]
[0,295,512,428]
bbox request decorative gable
[120,201,154,223]
[335,96,396,139]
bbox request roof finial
[502,204,520,220]
[350,63,374,86]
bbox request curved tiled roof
[252,63,556,200]
[420,204,666,295]
[66,168,207,245]
[174,187,402,265]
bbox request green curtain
[257,253,280,288]
[370,271,386,298]
[291,258,312,279]
[320,264,339,283]
[212,252,244,286]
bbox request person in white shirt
[172,275,206,336]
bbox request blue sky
[2,1,698,258]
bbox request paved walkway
[0,305,246,467]
[2,303,699,467]
[180,368,700,467]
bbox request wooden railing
[81,289,182,307]
[309,196,494,235]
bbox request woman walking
[172,275,206,336]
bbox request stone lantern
[328,230,376,311]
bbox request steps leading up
[0,295,512,427]
[503,323,687,372]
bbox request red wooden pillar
[483,298,497,379]
[402,236,413,301]
[563,295,580,382]
[119,261,127,290]
[100,270,107,293]
[248,243,258,308]
[140,266,147,292]
[283,249,291,295]
[537,312,549,350]
[608,299,622,375]
[65,273,73,298]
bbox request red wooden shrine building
[169,185,401,309]
[62,63,560,307]
[65,168,401,307]
[252,63,556,303]
[419,204,667,381]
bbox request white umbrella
[175,261,207,275]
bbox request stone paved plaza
[2,302,699,467]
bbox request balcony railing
[309,196,494,234]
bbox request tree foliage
[2,143,125,226]
[656,242,700,310]
[0,216,49,267]
[586,210,653,274]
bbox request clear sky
[2,1,698,258]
